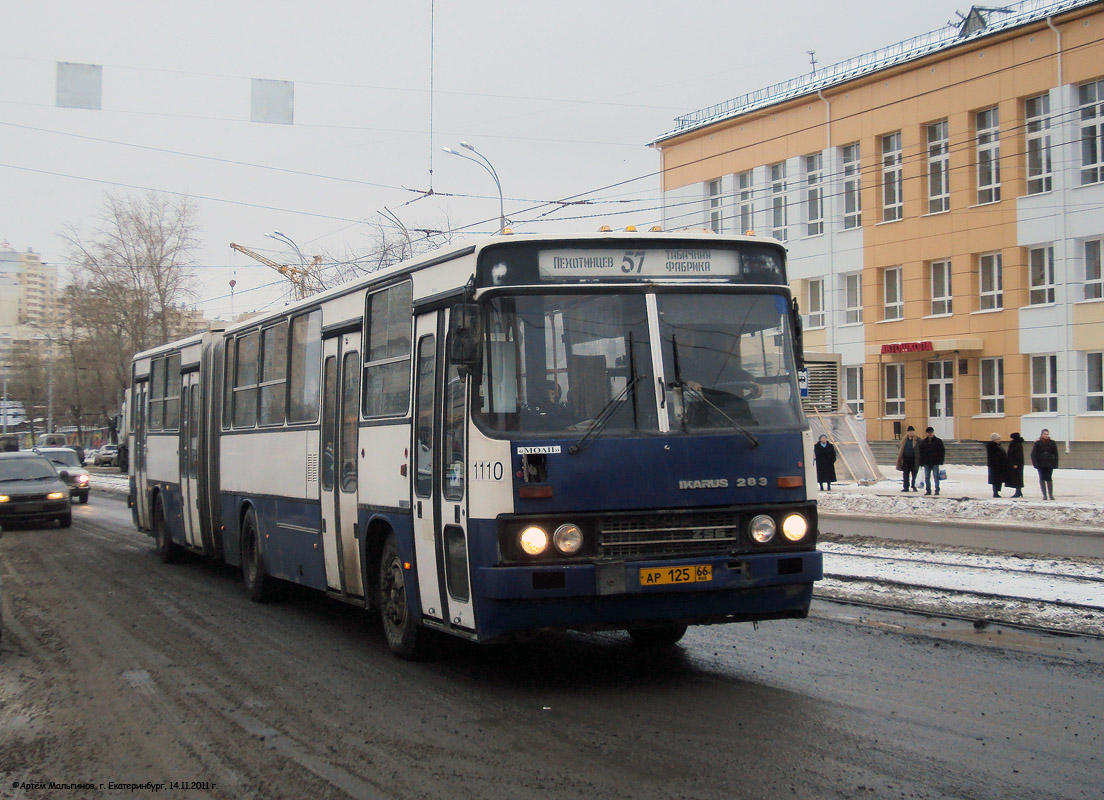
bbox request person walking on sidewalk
[918,426,945,495]
[895,425,920,491]
[1006,432,1025,498]
[984,432,1007,498]
[1031,428,1059,500]
[813,434,837,491]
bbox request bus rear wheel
[241,509,276,602]
[378,533,426,659]
[153,497,180,563]
[627,623,688,648]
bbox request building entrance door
[927,359,954,440]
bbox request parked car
[84,447,99,466]
[95,444,119,466]
[34,447,91,503]
[0,452,72,528]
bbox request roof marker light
[598,225,612,232]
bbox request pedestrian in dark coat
[1005,432,1025,497]
[813,434,837,491]
[917,427,945,495]
[895,425,920,492]
[984,432,1007,498]
[1030,428,1060,500]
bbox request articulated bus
[128,231,823,658]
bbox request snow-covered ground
[816,463,1104,530]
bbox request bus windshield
[477,293,657,437]
[657,292,803,431]
[474,290,803,437]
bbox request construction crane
[229,242,324,301]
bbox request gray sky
[2,0,946,319]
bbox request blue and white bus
[128,231,823,657]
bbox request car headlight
[518,526,549,556]
[749,514,776,544]
[0,495,8,503]
[782,513,809,542]
[78,475,90,485]
[553,523,583,555]
[48,491,66,500]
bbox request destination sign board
[538,248,742,280]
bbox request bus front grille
[598,512,740,558]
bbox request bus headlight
[518,526,549,556]
[749,514,776,544]
[553,523,583,555]
[782,513,808,542]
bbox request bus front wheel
[241,509,276,602]
[378,533,426,659]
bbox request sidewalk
[816,463,1104,531]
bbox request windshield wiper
[668,332,758,447]
[680,385,760,448]
[568,375,645,456]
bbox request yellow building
[653,0,1104,463]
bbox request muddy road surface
[2,493,1102,799]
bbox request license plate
[20,504,43,513]
[639,564,712,586]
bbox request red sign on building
[881,341,934,354]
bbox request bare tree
[52,191,202,431]
[318,217,453,290]
[62,191,201,350]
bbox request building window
[1025,93,1052,194]
[1080,78,1104,185]
[979,252,1003,311]
[980,357,1004,414]
[1086,239,1103,300]
[805,153,824,236]
[881,132,903,222]
[976,107,1001,204]
[926,120,950,213]
[845,365,864,417]
[844,272,863,324]
[883,266,903,321]
[1029,246,1056,306]
[884,363,905,417]
[931,259,952,315]
[842,143,862,229]
[770,162,787,240]
[707,179,723,233]
[807,278,825,328]
[737,171,754,234]
[1089,352,1103,412]
[1030,354,1058,413]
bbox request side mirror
[58,470,70,479]
[448,302,482,373]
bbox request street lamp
[265,230,307,266]
[443,141,507,233]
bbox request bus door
[134,380,150,527]
[412,310,474,632]
[179,371,203,550]
[320,333,365,598]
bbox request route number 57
[621,251,646,273]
